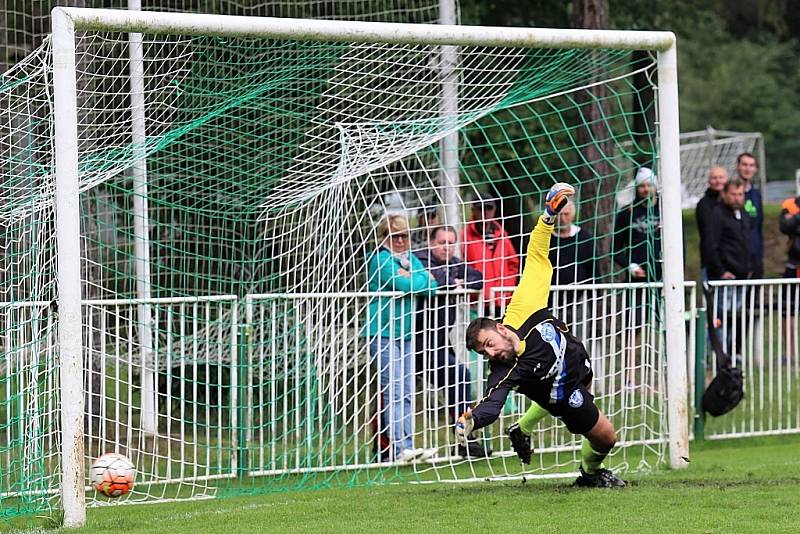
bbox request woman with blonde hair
[366,213,438,463]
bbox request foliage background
[459,0,800,182]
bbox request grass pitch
[14,434,795,533]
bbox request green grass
[3,434,799,533]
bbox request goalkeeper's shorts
[545,384,600,435]
[549,334,598,434]
[536,331,598,434]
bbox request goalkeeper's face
[476,327,516,362]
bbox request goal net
[678,128,765,207]
[0,9,687,523]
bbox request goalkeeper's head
[465,317,517,362]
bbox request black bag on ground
[702,364,744,417]
[701,282,745,417]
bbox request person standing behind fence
[365,214,438,463]
[734,152,764,278]
[414,225,491,458]
[613,167,662,386]
[778,195,800,362]
[462,192,519,312]
[696,166,728,278]
[703,178,753,358]
[549,199,599,337]
[613,167,662,282]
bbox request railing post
[694,308,707,441]
[236,320,250,480]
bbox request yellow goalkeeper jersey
[502,215,554,341]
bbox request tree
[571,0,616,280]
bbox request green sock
[580,439,607,474]
[517,402,549,435]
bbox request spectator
[734,152,764,278]
[462,193,519,312]
[411,206,439,254]
[779,194,800,276]
[704,178,753,358]
[365,214,437,463]
[613,167,662,282]
[549,199,599,337]
[778,195,800,362]
[696,166,728,277]
[415,225,490,458]
[704,178,753,281]
[613,167,662,386]
[550,199,598,286]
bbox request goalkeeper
[456,183,625,488]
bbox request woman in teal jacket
[366,214,438,463]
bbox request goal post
[52,9,86,529]
[656,43,689,470]
[44,8,687,527]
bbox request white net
[2,15,680,518]
[679,127,764,207]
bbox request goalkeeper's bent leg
[580,438,607,474]
[581,411,617,474]
[517,401,549,435]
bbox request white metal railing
[2,283,703,500]
[0,301,59,503]
[493,282,696,452]
[701,279,800,439]
[81,295,239,490]
[243,289,483,476]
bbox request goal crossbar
[53,7,675,50]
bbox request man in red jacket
[462,193,519,312]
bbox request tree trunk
[571,0,615,281]
[0,0,6,73]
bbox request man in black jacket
[550,199,599,340]
[551,200,599,287]
[736,153,764,278]
[704,178,753,281]
[704,177,753,358]
[415,225,490,458]
[696,166,728,276]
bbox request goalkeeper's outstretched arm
[503,183,574,329]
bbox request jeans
[370,337,414,456]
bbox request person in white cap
[612,167,663,387]
[613,167,662,283]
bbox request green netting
[2,23,667,524]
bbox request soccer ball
[90,452,136,497]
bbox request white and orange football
[90,452,136,497]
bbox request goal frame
[50,7,686,527]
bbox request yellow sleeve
[502,216,554,330]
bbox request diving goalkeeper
[456,183,625,488]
